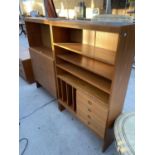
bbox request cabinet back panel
[52,27,82,43]
[26,22,51,48]
[26,22,42,47]
[95,31,119,51]
[83,30,95,46]
[82,29,119,51]
[41,24,52,48]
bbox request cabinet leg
[36,82,41,88]
[58,103,65,111]
[102,127,114,152]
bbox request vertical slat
[66,83,69,105]
[73,88,76,111]
[66,84,73,106]
[57,78,62,99]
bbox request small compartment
[57,78,62,99]
[57,77,77,112]
[52,26,82,43]
[72,88,76,111]
[66,84,72,106]
[26,22,53,58]
[61,80,67,102]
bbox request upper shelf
[30,46,53,59]
[54,43,116,65]
[57,53,114,79]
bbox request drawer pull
[88,101,92,105]
[88,108,92,112]
[87,115,91,119]
[87,121,91,125]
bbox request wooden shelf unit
[25,17,135,152]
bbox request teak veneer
[25,17,135,152]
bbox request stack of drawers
[76,90,108,138]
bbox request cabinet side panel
[107,26,135,127]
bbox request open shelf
[57,53,114,79]
[56,62,111,94]
[30,46,53,59]
[54,43,116,65]
[58,74,109,106]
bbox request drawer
[77,111,105,138]
[77,102,107,125]
[77,105,106,128]
[77,90,108,108]
[77,91,108,121]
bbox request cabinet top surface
[25,17,134,33]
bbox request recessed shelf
[56,62,111,94]
[30,46,53,59]
[57,53,114,79]
[58,74,109,106]
[54,43,116,65]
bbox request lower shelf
[57,62,111,94]
[57,74,109,106]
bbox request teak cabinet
[25,17,135,151]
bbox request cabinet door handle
[88,101,92,105]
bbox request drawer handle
[88,108,91,112]
[88,101,92,105]
[87,115,91,119]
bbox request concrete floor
[19,34,135,155]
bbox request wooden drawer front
[77,109,105,138]
[77,102,106,126]
[77,91,108,121]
